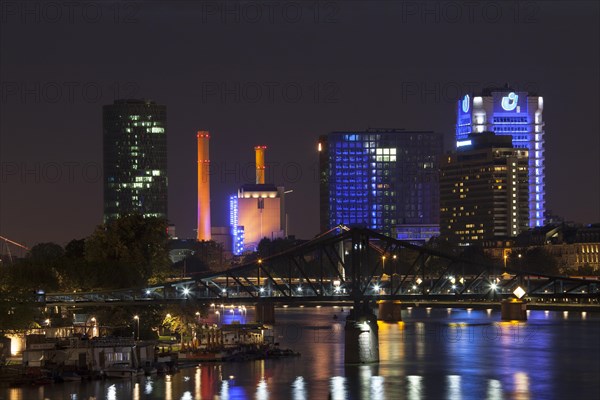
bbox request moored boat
[103,363,138,379]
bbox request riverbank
[268,301,600,313]
[398,301,600,313]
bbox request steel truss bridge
[44,228,600,307]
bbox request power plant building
[456,86,545,228]
[229,146,286,255]
[103,99,167,222]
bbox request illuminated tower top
[254,146,267,184]
[455,86,545,228]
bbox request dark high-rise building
[319,129,443,237]
[103,99,167,222]
[440,132,529,245]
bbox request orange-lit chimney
[197,131,211,241]
[254,145,267,184]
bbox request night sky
[1,1,599,249]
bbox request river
[2,306,599,399]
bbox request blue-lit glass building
[456,87,545,228]
[319,129,442,237]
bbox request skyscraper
[440,132,529,245]
[103,99,167,222]
[456,86,545,228]
[319,129,443,237]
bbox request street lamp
[133,315,140,341]
[91,317,97,337]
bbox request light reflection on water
[2,308,599,399]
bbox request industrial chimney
[197,131,211,241]
[254,145,267,184]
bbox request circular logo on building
[501,92,519,111]
[462,94,470,113]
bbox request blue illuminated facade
[456,87,545,228]
[320,129,442,236]
[229,195,244,255]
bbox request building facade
[440,132,529,245]
[103,99,167,222]
[231,184,285,254]
[456,86,545,228]
[319,129,442,237]
[229,147,286,255]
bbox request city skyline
[0,2,599,398]
[1,1,599,247]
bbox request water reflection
[447,375,461,400]
[165,374,172,400]
[256,378,268,400]
[145,378,153,394]
[487,379,503,399]
[132,382,140,400]
[292,376,306,400]
[514,372,530,400]
[330,376,347,400]
[407,375,423,400]
[2,308,599,399]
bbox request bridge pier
[344,301,379,364]
[377,300,402,322]
[501,300,527,321]
[255,302,275,324]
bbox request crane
[0,235,30,265]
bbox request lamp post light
[91,317,97,337]
[490,283,498,301]
[133,315,140,341]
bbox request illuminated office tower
[319,129,442,237]
[103,99,167,222]
[440,132,529,245]
[456,86,545,228]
